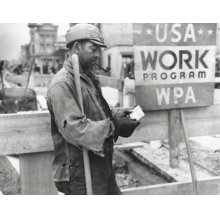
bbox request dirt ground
[133,137,220,183]
[114,150,169,189]
[188,138,220,174]
[0,156,20,195]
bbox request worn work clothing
[47,58,121,195]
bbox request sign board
[133,23,217,110]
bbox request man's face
[77,41,100,69]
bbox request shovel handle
[71,54,93,195]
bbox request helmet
[65,23,107,48]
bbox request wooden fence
[1,74,220,194]
[1,92,220,194]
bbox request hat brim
[89,39,107,48]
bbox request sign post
[133,23,217,194]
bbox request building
[27,23,59,74]
[99,23,134,79]
[21,23,70,74]
[20,44,31,65]
[54,35,69,70]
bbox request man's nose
[94,50,100,58]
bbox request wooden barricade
[123,176,220,195]
[5,73,122,88]
[1,91,220,194]
[1,72,220,194]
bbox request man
[47,23,140,195]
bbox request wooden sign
[133,23,217,110]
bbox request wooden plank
[0,111,53,155]
[4,74,51,87]
[1,100,220,155]
[118,90,123,107]
[5,74,29,86]
[119,94,220,144]
[34,75,121,89]
[0,87,37,99]
[168,109,182,168]
[180,109,198,194]
[34,87,48,97]
[114,142,144,151]
[122,176,220,195]
[6,74,121,89]
[98,75,121,90]
[19,151,58,195]
[127,93,135,107]
[0,156,20,194]
[34,75,53,87]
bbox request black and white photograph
[1,0,220,219]
[1,22,220,196]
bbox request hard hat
[65,23,107,48]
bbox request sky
[0,23,69,60]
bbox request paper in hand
[129,105,145,121]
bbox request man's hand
[112,108,132,119]
[114,117,140,138]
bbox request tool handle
[72,54,84,114]
[71,54,93,195]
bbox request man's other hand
[114,117,140,138]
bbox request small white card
[129,105,145,121]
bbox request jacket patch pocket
[54,162,70,182]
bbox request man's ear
[73,41,81,52]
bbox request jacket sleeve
[48,81,112,156]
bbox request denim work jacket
[47,59,117,187]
